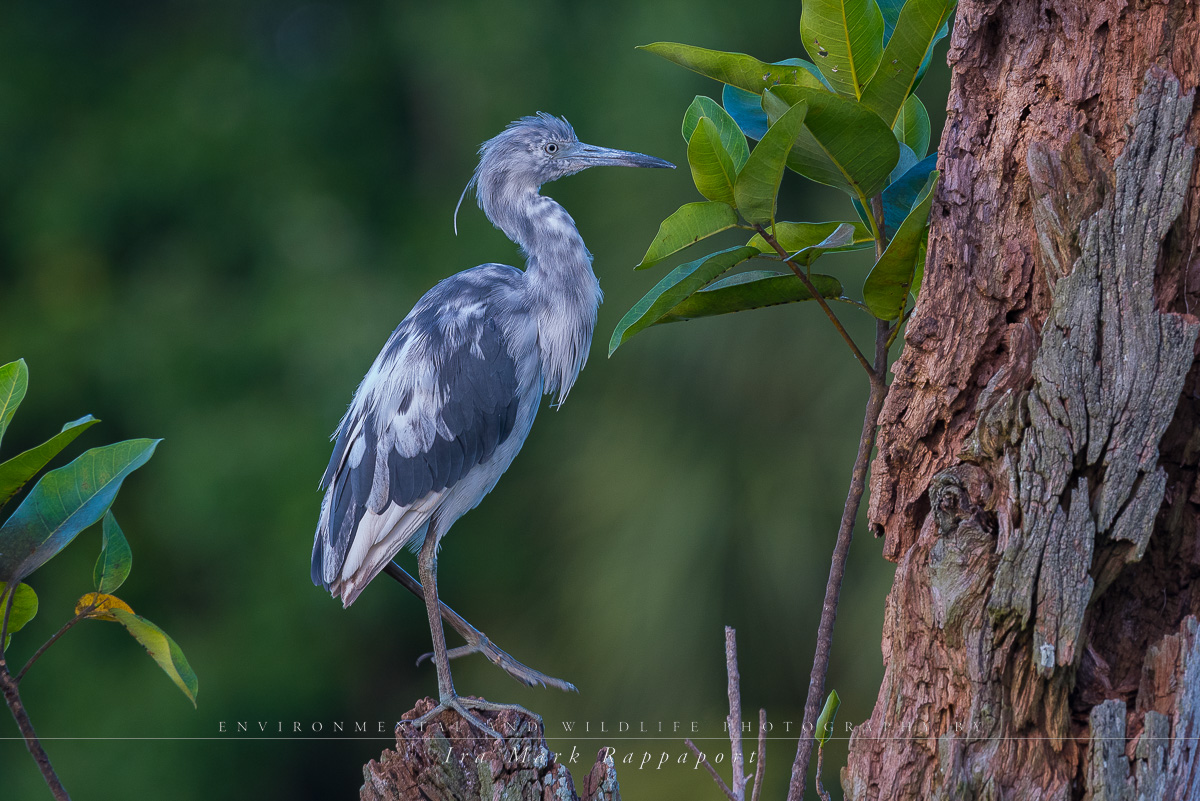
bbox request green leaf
[749,221,873,264]
[610,246,760,354]
[687,118,739,205]
[764,86,899,200]
[0,360,29,449]
[110,609,198,707]
[682,96,750,171]
[0,415,99,508]
[815,689,841,747]
[637,202,739,270]
[911,235,928,298]
[864,171,939,319]
[639,43,827,95]
[661,270,843,322]
[800,0,885,99]
[93,511,132,594]
[860,0,958,128]
[0,581,38,648]
[734,101,810,225]
[893,93,931,157]
[0,439,160,583]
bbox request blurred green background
[0,1,949,798]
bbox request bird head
[456,113,674,233]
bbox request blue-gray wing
[312,293,522,598]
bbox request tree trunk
[360,698,621,801]
[843,2,1200,799]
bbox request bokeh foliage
[0,1,948,798]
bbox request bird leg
[384,561,577,693]
[411,531,537,740]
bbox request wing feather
[312,272,524,603]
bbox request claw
[411,695,540,740]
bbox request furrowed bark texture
[360,698,620,801]
[844,1,1200,798]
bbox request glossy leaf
[687,118,739,205]
[877,0,904,39]
[111,609,198,707]
[722,60,831,141]
[0,439,160,583]
[661,270,843,322]
[815,689,841,747]
[682,96,750,171]
[0,360,28,448]
[800,0,885,98]
[891,142,919,183]
[93,511,132,594]
[764,86,899,199]
[912,235,928,298]
[860,0,958,128]
[610,246,760,354]
[749,221,873,264]
[723,85,771,140]
[893,93,931,157]
[75,591,134,622]
[864,171,939,319]
[0,415,99,508]
[639,43,826,95]
[734,101,809,225]
[0,581,38,647]
[637,202,739,270]
[881,153,937,239]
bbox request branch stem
[754,224,874,376]
[725,627,745,801]
[686,738,738,801]
[17,614,85,683]
[785,319,890,801]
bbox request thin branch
[725,626,745,801]
[786,320,891,801]
[754,224,874,377]
[0,663,71,799]
[750,708,767,801]
[814,747,832,801]
[686,737,738,801]
[16,614,86,683]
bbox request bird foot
[411,694,539,740]
[416,632,578,693]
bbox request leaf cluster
[0,359,197,706]
[611,0,954,355]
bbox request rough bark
[843,1,1200,798]
[360,698,620,801]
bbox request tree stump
[360,698,620,801]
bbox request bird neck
[483,187,601,405]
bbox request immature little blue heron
[312,114,672,736]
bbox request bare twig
[814,747,832,801]
[754,224,873,377]
[686,737,738,801]
[725,626,745,800]
[17,613,86,683]
[0,659,71,800]
[786,320,891,801]
[750,708,767,801]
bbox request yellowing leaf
[76,592,134,621]
[111,609,198,707]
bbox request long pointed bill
[569,143,675,169]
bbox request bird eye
[544,143,558,155]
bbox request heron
[311,113,673,737]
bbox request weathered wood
[361,698,620,801]
[841,0,1200,796]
